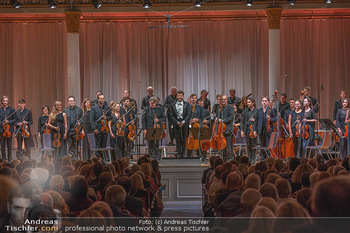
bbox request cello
[200,114,212,152]
[210,106,227,150]
[186,105,200,151]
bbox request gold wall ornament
[64,11,82,33]
[266,8,283,30]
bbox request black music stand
[318,119,338,133]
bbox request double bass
[186,105,200,151]
[210,106,227,150]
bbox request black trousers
[16,133,31,158]
[1,136,12,162]
[94,132,108,157]
[225,134,233,159]
[245,134,257,163]
[174,123,189,157]
[169,124,175,141]
[258,129,270,158]
[67,130,80,160]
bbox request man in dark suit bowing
[254,96,276,159]
[215,95,234,159]
[186,93,205,157]
[169,90,191,158]
[142,97,165,161]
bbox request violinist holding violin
[186,94,204,158]
[81,98,92,161]
[254,96,276,159]
[90,93,111,158]
[48,101,68,159]
[142,97,165,160]
[240,97,258,163]
[336,98,349,158]
[64,96,83,160]
[288,99,302,157]
[300,97,317,157]
[15,99,33,159]
[0,96,17,162]
[120,96,136,157]
[109,102,126,160]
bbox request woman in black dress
[288,100,303,157]
[300,98,317,158]
[108,102,126,160]
[336,98,349,158]
[37,105,50,144]
[48,101,67,159]
[81,98,92,161]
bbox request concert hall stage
[159,158,208,206]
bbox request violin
[43,118,50,134]
[116,115,125,137]
[210,106,227,150]
[128,114,137,141]
[249,125,257,138]
[2,115,12,138]
[75,125,84,141]
[345,124,348,138]
[53,124,61,148]
[301,124,309,139]
[21,116,30,139]
[101,110,109,133]
[187,105,200,151]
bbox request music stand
[318,119,338,132]
[145,128,163,141]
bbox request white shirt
[176,101,184,121]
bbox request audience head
[105,185,126,208]
[275,178,292,198]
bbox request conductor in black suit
[216,95,234,159]
[169,90,191,157]
[142,97,165,161]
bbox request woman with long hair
[289,100,303,157]
[108,102,126,160]
[336,98,349,158]
[81,98,92,161]
[300,98,317,158]
[48,101,67,159]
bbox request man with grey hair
[142,97,166,161]
[141,86,154,110]
[105,185,132,217]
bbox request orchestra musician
[303,86,318,113]
[238,95,248,114]
[187,94,204,158]
[64,96,83,160]
[212,94,222,115]
[37,105,50,144]
[141,86,154,110]
[228,89,241,107]
[121,90,137,115]
[333,90,347,125]
[142,97,166,161]
[197,89,211,112]
[109,102,126,160]
[198,99,210,162]
[278,93,290,118]
[15,99,33,158]
[48,101,68,159]
[240,97,258,163]
[90,93,111,158]
[288,99,302,157]
[81,98,93,161]
[299,97,318,157]
[268,99,277,116]
[120,96,136,157]
[169,90,191,158]
[254,96,276,159]
[216,95,234,160]
[283,98,295,124]
[0,96,17,162]
[164,86,178,145]
[336,98,349,158]
[92,91,107,107]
